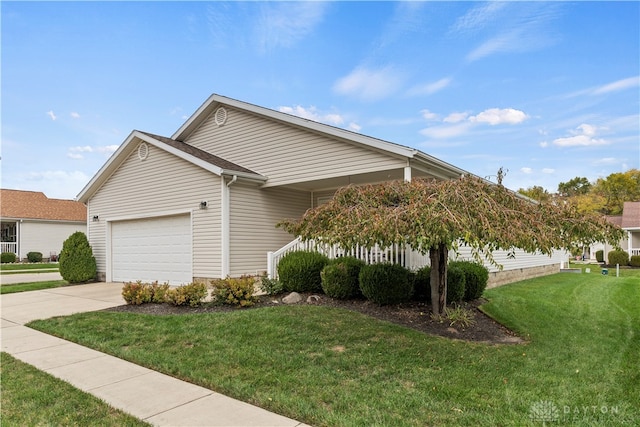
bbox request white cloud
[256,2,327,52]
[333,66,405,101]
[96,145,119,154]
[67,153,84,160]
[542,168,555,174]
[46,110,57,121]
[521,167,533,174]
[421,109,440,121]
[592,76,640,95]
[348,122,361,132]
[70,146,94,153]
[552,124,609,147]
[70,112,81,119]
[406,77,452,97]
[420,122,472,139]
[470,108,528,125]
[539,141,549,148]
[20,170,90,199]
[593,157,618,165]
[443,112,469,123]
[279,105,345,127]
[67,144,118,160]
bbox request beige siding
[87,143,222,280]
[229,183,310,276]
[185,107,407,187]
[19,220,85,260]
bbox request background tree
[279,176,623,315]
[517,186,552,202]
[557,177,592,197]
[591,170,640,215]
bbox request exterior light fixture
[200,201,208,209]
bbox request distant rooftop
[1,189,86,222]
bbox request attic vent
[138,142,149,160]
[214,107,228,126]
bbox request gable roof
[621,201,640,229]
[173,94,468,180]
[77,130,266,203]
[1,189,86,222]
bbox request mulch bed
[105,293,524,345]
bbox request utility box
[602,268,608,275]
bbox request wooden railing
[1,242,17,254]
[267,237,413,279]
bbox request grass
[1,280,69,294]
[1,262,59,272]
[28,271,639,426]
[0,352,149,426]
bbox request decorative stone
[307,295,321,303]
[282,292,302,304]
[446,327,459,335]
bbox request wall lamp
[199,201,208,209]
[92,215,99,222]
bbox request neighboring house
[590,201,640,260]
[0,189,87,261]
[77,94,566,286]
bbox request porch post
[404,166,411,182]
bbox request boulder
[282,292,302,304]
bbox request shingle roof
[138,131,258,175]
[621,201,640,229]
[1,189,86,222]
[605,215,623,227]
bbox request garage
[111,214,192,284]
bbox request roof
[621,201,640,229]
[605,215,623,227]
[138,131,258,175]
[1,189,86,222]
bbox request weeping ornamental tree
[278,175,624,315]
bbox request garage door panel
[111,215,192,284]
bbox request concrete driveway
[1,282,125,325]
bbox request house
[590,201,640,261]
[0,189,87,261]
[77,94,566,286]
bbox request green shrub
[446,265,466,303]
[212,276,257,307]
[608,250,630,266]
[26,252,43,263]
[630,255,640,268]
[449,260,489,301]
[321,257,366,299]
[1,252,16,263]
[165,282,208,307]
[278,251,329,293]
[122,281,152,305]
[258,275,283,296]
[149,282,170,303]
[414,265,431,302]
[596,250,604,263]
[358,263,413,305]
[59,232,97,283]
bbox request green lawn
[1,280,69,294]
[1,262,59,272]
[1,352,149,426]
[28,271,639,426]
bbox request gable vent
[214,107,228,126]
[138,142,149,160]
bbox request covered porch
[1,221,19,255]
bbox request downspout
[221,175,238,278]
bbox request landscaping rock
[307,295,321,303]
[282,292,302,304]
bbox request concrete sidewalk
[1,283,309,427]
[0,271,64,285]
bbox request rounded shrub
[27,251,43,263]
[278,250,330,293]
[607,250,629,266]
[358,263,413,305]
[449,260,489,301]
[446,265,466,303]
[595,250,604,263]
[59,231,97,283]
[321,256,365,299]
[414,265,431,302]
[1,252,16,264]
[630,255,640,268]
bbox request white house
[77,94,565,286]
[1,189,87,261]
[590,201,640,261]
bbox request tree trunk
[429,243,448,315]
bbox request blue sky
[2,1,639,200]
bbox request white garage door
[111,214,192,285]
